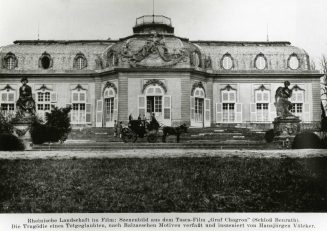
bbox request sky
[0,0,327,66]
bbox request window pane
[38,92,43,102]
[9,104,14,111]
[45,92,50,101]
[73,93,78,102]
[8,93,14,102]
[222,92,228,101]
[1,93,7,102]
[229,92,235,101]
[79,93,86,102]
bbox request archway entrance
[190,87,210,127]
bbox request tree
[30,106,72,144]
[320,55,327,138]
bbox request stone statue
[16,77,36,116]
[275,81,293,118]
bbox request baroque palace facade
[0,15,322,128]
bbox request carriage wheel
[122,130,137,143]
[147,133,158,143]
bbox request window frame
[221,53,233,70]
[288,54,300,70]
[254,54,267,70]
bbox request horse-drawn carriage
[120,118,188,143]
[121,119,159,143]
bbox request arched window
[103,87,117,127]
[288,54,300,70]
[74,53,87,69]
[39,52,53,69]
[221,54,233,70]
[254,54,267,70]
[145,85,164,117]
[3,52,17,70]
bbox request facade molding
[142,79,167,94]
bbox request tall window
[71,90,86,124]
[193,88,205,122]
[146,86,163,117]
[36,91,51,121]
[290,88,304,119]
[104,88,115,124]
[255,90,270,122]
[0,90,15,116]
[221,89,236,122]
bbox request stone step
[32,142,268,151]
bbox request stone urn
[12,114,34,150]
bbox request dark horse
[162,124,188,143]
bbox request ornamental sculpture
[113,33,188,67]
[16,77,36,116]
[275,81,293,118]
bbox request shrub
[0,133,24,151]
[0,112,13,134]
[264,129,275,143]
[30,106,71,144]
[292,132,322,149]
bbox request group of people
[113,112,160,138]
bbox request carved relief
[72,84,87,91]
[109,34,188,68]
[142,79,167,94]
[191,81,206,96]
[103,81,118,95]
[1,84,14,91]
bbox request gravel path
[0,149,326,159]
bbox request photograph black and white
[0,0,327,226]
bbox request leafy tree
[45,106,71,142]
[30,106,71,144]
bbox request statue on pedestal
[273,81,301,147]
[275,81,294,118]
[16,77,36,117]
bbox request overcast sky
[1,0,327,65]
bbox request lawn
[0,156,327,212]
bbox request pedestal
[12,115,34,150]
[273,116,301,148]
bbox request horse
[162,123,188,143]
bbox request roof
[0,36,313,73]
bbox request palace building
[0,15,322,128]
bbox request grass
[0,156,327,212]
